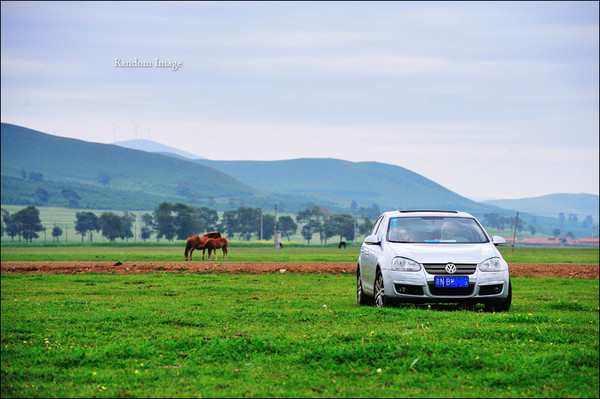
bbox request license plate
[435,276,469,288]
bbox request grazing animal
[338,241,346,249]
[204,237,229,261]
[184,231,222,261]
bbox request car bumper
[382,268,510,302]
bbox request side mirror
[364,235,381,245]
[492,236,506,246]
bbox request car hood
[388,243,499,264]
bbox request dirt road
[1,261,598,278]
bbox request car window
[370,216,384,236]
[387,217,489,243]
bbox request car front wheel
[374,270,387,308]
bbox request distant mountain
[2,123,597,238]
[1,123,267,210]
[195,158,500,216]
[483,194,599,224]
[113,139,205,160]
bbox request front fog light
[391,257,421,271]
[478,257,503,272]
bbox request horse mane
[203,231,222,238]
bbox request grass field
[1,243,599,264]
[1,273,599,398]
[1,245,598,398]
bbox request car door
[361,215,385,293]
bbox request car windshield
[387,216,489,243]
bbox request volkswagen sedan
[357,210,511,311]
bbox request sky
[1,1,598,200]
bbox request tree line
[1,203,374,244]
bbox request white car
[357,210,511,311]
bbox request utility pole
[274,204,280,248]
[512,211,519,253]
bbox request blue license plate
[435,276,469,288]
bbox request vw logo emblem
[445,263,457,274]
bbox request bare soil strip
[1,262,598,278]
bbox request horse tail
[223,238,229,260]
[184,238,192,260]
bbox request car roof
[383,210,476,218]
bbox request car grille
[423,263,477,275]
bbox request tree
[237,207,261,240]
[2,209,19,242]
[35,187,49,203]
[52,225,63,243]
[301,223,314,245]
[13,205,45,242]
[297,206,331,244]
[358,217,373,236]
[357,204,380,220]
[172,203,203,240]
[140,213,155,241]
[198,207,219,231]
[219,210,240,239]
[329,213,355,243]
[484,213,508,230]
[154,202,175,241]
[75,211,101,242]
[261,213,275,240]
[552,228,561,238]
[120,211,135,241]
[61,188,81,208]
[582,215,594,229]
[278,216,297,241]
[99,212,123,242]
[98,172,111,187]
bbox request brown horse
[204,237,229,261]
[184,231,222,261]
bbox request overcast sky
[1,1,598,200]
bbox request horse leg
[223,246,228,260]
[202,248,206,261]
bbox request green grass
[1,273,598,398]
[1,243,598,264]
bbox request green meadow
[1,245,598,398]
[1,273,598,398]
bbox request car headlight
[391,257,422,271]
[478,257,504,272]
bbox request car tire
[484,280,512,312]
[374,269,387,308]
[357,267,371,306]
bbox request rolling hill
[483,194,599,224]
[2,123,598,238]
[1,123,270,210]
[195,158,496,215]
